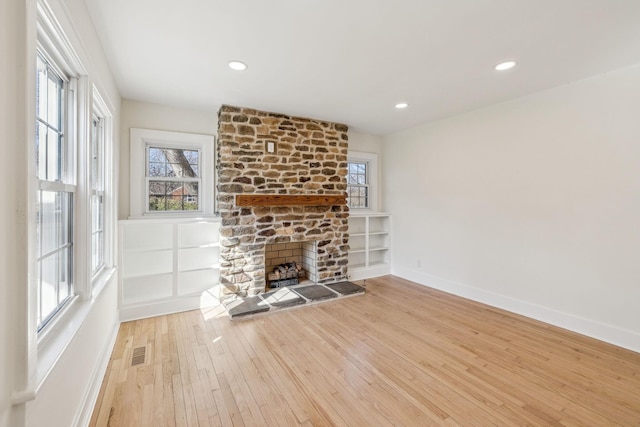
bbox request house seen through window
[147,147,201,211]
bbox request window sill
[349,210,389,217]
[123,215,221,224]
[34,267,116,396]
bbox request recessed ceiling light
[228,60,248,71]
[395,102,408,109]
[495,61,516,71]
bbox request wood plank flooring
[90,275,640,426]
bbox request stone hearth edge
[224,281,364,320]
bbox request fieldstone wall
[217,105,350,297]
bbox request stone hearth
[224,281,365,319]
[217,106,350,299]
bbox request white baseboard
[395,268,640,354]
[120,295,202,322]
[73,318,120,427]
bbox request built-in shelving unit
[348,212,390,280]
[119,218,221,321]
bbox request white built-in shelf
[348,213,391,281]
[368,261,388,268]
[119,218,221,321]
[179,264,221,274]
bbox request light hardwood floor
[90,276,640,426]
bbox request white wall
[383,64,640,352]
[348,129,383,154]
[1,0,121,425]
[119,100,218,219]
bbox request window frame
[347,151,379,211]
[88,87,115,295]
[130,128,215,218]
[35,49,77,332]
[90,88,111,279]
[24,0,118,396]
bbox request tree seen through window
[347,161,368,208]
[147,147,200,211]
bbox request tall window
[347,161,369,208]
[90,115,105,274]
[36,52,74,330]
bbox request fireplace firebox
[265,241,317,290]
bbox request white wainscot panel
[122,250,172,278]
[122,274,173,305]
[178,247,219,272]
[178,222,220,248]
[178,269,220,296]
[122,223,173,250]
[119,218,221,321]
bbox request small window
[347,151,378,211]
[147,147,201,211]
[130,128,214,218]
[347,161,369,208]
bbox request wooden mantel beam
[235,194,346,207]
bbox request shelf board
[348,212,390,218]
[349,263,366,270]
[369,247,389,252]
[349,261,390,269]
[349,249,367,254]
[369,261,389,267]
[178,265,220,273]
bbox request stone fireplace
[217,106,350,298]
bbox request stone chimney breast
[217,106,350,297]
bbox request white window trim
[90,87,114,286]
[347,151,379,212]
[35,50,80,330]
[130,128,215,218]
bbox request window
[347,161,369,208]
[347,151,378,211]
[30,0,116,390]
[90,115,105,275]
[130,128,214,218]
[35,52,74,330]
[147,146,200,211]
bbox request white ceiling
[85,0,640,134]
